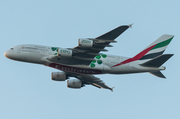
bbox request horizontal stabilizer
[149,71,166,78]
[141,54,173,67]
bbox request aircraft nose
[4,50,14,59]
[4,50,10,58]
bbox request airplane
[4,24,174,91]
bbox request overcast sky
[1,0,180,119]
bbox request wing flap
[75,74,114,91]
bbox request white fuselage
[4,44,165,75]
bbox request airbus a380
[4,25,174,91]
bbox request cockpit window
[10,48,13,50]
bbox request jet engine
[67,79,82,88]
[58,48,72,57]
[78,38,93,48]
[51,72,67,81]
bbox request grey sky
[1,0,180,119]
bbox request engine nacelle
[58,48,72,57]
[51,72,66,81]
[67,79,82,88]
[78,38,93,48]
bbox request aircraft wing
[67,73,114,91]
[95,25,131,40]
[72,25,131,63]
[47,25,131,65]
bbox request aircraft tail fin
[149,71,166,78]
[140,54,173,67]
[136,34,174,60]
[112,35,174,67]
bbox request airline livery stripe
[151,37,173,50]
[112,36,173,67]
[113,44,156,67]
[146,45,167,55]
